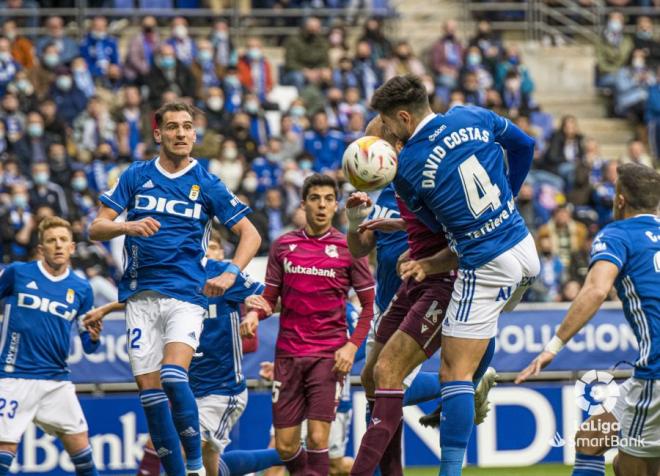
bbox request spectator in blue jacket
[79,16,119,79]
[51,68,88,124]
[304,110,345,174]
[0,37,20,96]
[645,66,660,161]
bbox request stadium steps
[389,0,463,51]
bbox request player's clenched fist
[346,192,373,232]
[240,311,259,338]
[123,217,160,237]
[244,295,272,315]
[204,271,237,297]
[332,341,358,377]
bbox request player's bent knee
[275,439,301,460]
[373,358,402,387]
[135,371,162,391]
[306,428,330,450]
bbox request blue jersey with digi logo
[189,259,264,398]
[99,158,251,308]
[589,214,660,380]
[394,106,533,269]
[0,261,95,380]
[370,184,408,312]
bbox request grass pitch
[405,464,615,475]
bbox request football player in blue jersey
[89,102,261,476]
[85,232,281,476]
[517,163,660,476]
[367,75,539,476]
[0,217,102,476]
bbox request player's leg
[33,381,99,476]
[127,293,187,476]
[219,449,283,476]
[0,378,40,476]
[614,451,660,476]
[263,433,286,476]
[160,297,207,474]
[305,357,344,476]
[571,412,617,476]
[59,432,98,476]
[329,410,353,476]
[272,357,308,475]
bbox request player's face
[155,110,196,160]
[39,226,75,268]
[303,185,338,231]
[381,110,414,144]
[206,240,225,260]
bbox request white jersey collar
[409,113,437,142]
[155,157,198,179]
[37,260,70,282]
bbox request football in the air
[342,136,398,192]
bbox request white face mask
[207,97,224,112]
[173,24,188,39]
[243,176,258,192]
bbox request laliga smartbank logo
[575,370,620,416]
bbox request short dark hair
[617,162,660,212]
[302,173,338,201]
[370,74,429,115]
[154,102,197,128]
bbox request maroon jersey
[396,196,448,261]
[265,228,375,358]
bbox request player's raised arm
[515,260,618,383]
[346,191,376,258]
[488,109,535,196]
[399,247,458,282]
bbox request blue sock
[140,389,186,476]
[70,446,99,476]
[0,451,15,476]
[160,364,203,471]
[403,371,442,406]
[218,449,282,476]
[473,338,496,385]
[439,381,475,476]
[572,453,605,475]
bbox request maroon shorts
[375,275,453,357]
[272,356,342,428]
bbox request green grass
[405,464,615,475]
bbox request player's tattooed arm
[205,217,261,297]
[399,248,458,282]
[89,205,160,241]
[515,260,618,384]
[346,192,375,258]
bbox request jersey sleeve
[0,264,16,298]
[223,271,265,304]
[99,164,136,213]
[264,239,284,289]
[350,255,375,292]
[589,226,628,270]
[207,175,252,229]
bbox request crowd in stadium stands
[0,10,656,304]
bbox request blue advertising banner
[68,305,637,383]
[13,383,619,474]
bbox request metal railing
[462,0,659,45]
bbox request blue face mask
[13,194,27,209]
[33,171,49,185]
[43,53,59,68]
[27,123,44,138]
[467,53,481,66]
[291,106,306,118]
[72,176,88,191]
[247,48,262,61]
[198,50,213,63]
[299,159,312,170]
[159,56,176,69]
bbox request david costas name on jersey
[420,126,491,189]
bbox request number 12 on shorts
[127,328,142,350]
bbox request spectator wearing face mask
[332,56,360,93]
[243,93,271,147]
[353,40,382,102]
[0,181,33,261]
[12,111,52,168]
[0,36,19,96]
[596,11,634,90]
[633,15,660,68]
[80,16,119,79]
[222,66,244,114]
[38,99,67,146]
[429,20,463,101]
[124,15,160,82]
[67,168,96,221]
[590,160,618,227]
[28,43,58,100]
[501,70,533,117]
[495,44,534,96]
[614,48,654,119]
[144,43,196,108]
[166,17,196,66]
[36,16,79,65]
[209,20,235,70]
[468,20,502,75]
[51,67,87,124]
[229,111,259,160]
[528,236,564,302]
[3,19,33,69]
[7,71,37,112]
[304,110,345,174]
[461,45,494,91]
[191,113,222,160]
[192,38,222,98]
[46,143,71,187]
[112,86,150,161]
[70,57,96,99]
[73,96,117,159]
[251,137,284,194]
[282,17,330,90]
[460,70,486,108]
[28,161,68,217]
[202,86,232,134]
[237,37,273,104]
[209,138,244,193]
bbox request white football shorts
[443,233,540,339]
[125,291,206,376]
[0,378,87,443]
[612,377,660,458]
[198,390,248,453]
